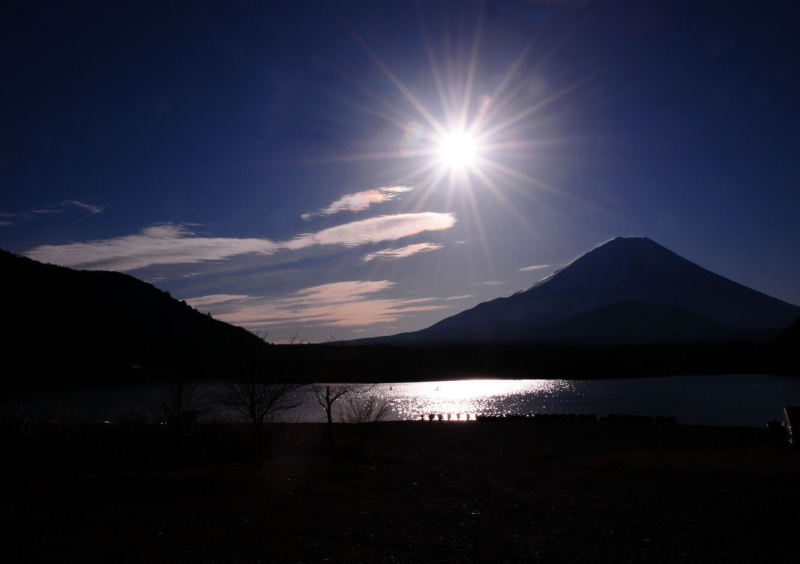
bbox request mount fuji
[356,237,800,345]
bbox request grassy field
[4,420,800,563]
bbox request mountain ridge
[350,237,800,345]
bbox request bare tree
[217,377,302,453]
[313,385,392,450]
[156,380,206,432]
[313,384,352,449]
[340,392,390,424]
[340,391,391,453]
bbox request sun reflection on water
[371,378,575,421]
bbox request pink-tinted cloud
[199,280,447,328]
[301,186,412,220]
[363,242,443,262]
[25,212,456,272]
[184,294,251,307]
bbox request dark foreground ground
[4,420,800,563]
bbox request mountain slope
[1,249,270,385]
[777,317,800,344]
[358,237,800,344]
[522,301,743,344]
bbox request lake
[290,374,800,427]
[9,373,800,428]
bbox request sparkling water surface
[11,374,800,427]
[288,374,800,426]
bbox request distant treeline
[6,336,797,391]
[264,338,798,383]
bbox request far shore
[7,339,797,392]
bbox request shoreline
[7,373,798,429]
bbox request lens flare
[438,130,479,169]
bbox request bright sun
[333,9,562,212]
[438,130,479,170]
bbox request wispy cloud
[0,221,12,227]
[26,212,456,271]
[445,294,473,301]
[285,213,455,250]
[363,242,442,262]
[64,200,105,215]
[518,264,551,272]
[301,186,412,220]
[184,294,251,307]
[26,224,279,271]
[193,280,447,328]
[474,280,505,287]
[3,200,106,224]
[31,200,105,216]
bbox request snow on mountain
[356,237,800,344]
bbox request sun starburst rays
[290,7,592,269]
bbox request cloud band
[26,212,456,271]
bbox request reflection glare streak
[367,378,575,420]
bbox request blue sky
[2,1,799,342]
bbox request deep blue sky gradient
[2,1,799,341]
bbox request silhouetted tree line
[264,337,797,383]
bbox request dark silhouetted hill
[773,316,800,372]
[777,317,800,344]
[1,249,271,387]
